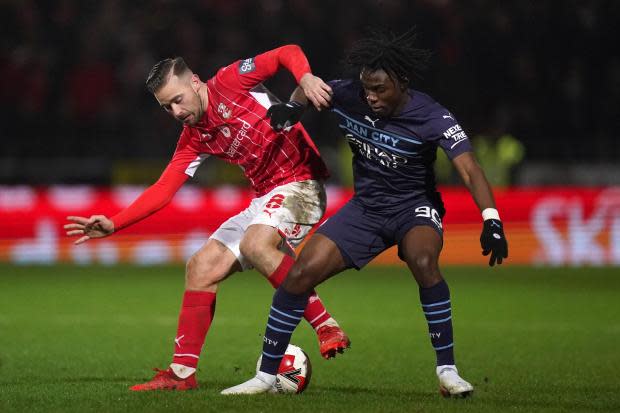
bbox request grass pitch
[0,264,618,413]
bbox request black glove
[266,101,305,130]
[480,219,508,266]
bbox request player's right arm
[64,131,206,245]
[65,166,188,244]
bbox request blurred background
[1,0,620,265]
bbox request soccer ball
[256,344,312,394]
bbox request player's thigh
[239,223,282,258]
[186,239,242,290]
[209,203,256,271]
[283,233,348,294]
[314,198,388,270]
[400,225,442,265]
[394,202,444,283]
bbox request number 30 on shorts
[414,206,443,230]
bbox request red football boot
[317,325,351,359]
[129,368,197,391]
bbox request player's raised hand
[266,101,305,131]
[64,215,114,245]
[299,73,332,111]
[480,219,508,266]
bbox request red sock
[269,255,332,330]
[171,290,216,368]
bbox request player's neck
[393,92,411,117]
[198,83,209,112]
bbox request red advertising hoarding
[1,186,619,266]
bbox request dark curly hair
[345,29,431,85]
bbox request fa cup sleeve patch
[239,58,256,74]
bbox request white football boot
[221,372,277,395]
[436,365,474,397]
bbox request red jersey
[110,45,328,231]
[168,45,328,196]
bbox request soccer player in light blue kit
[223,30,508,397]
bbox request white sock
[256,371,276,385]
[170,363,196,379]
[436,364,458,375]
[315,317,339,330]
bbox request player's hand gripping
[480,219,508,266]
[298,73,332,111]
[267,101,305,131]
[64,215,115,245]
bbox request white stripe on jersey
[185,154,209,176]
[249,91,272,109]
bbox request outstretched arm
[452,152,508,266]
[64,166,188,244]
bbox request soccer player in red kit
[64,45,350,391]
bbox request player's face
[155,73,203,126]
[360,68,409,118]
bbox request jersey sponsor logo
[414,206,443,229]
[239,57,256,74]
[346,133,408,169]
[217,103,232,119]
[442,124,468,149]
[224,118,251,157]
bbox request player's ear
[399,77,409,90]
[190,73,201,90]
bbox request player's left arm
[452,152,508,266]
[223,45,331,108]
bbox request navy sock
[259,286,309,375]
[419,279,455,366]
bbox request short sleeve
[428,115,473,159]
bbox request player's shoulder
[405,89,461,136]
[328,78,359,95]
[328,78,363,108]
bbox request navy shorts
[316,197,445,269]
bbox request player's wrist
[482,208,500,221]
[298,72,313,85]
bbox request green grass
[0,264,619,413]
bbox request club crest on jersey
[219,126,231,138]
[239,58,256,74]
[217,103,232,119]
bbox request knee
[409,252,441,287]
[283,262,316,295]
[185,253,219,290]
